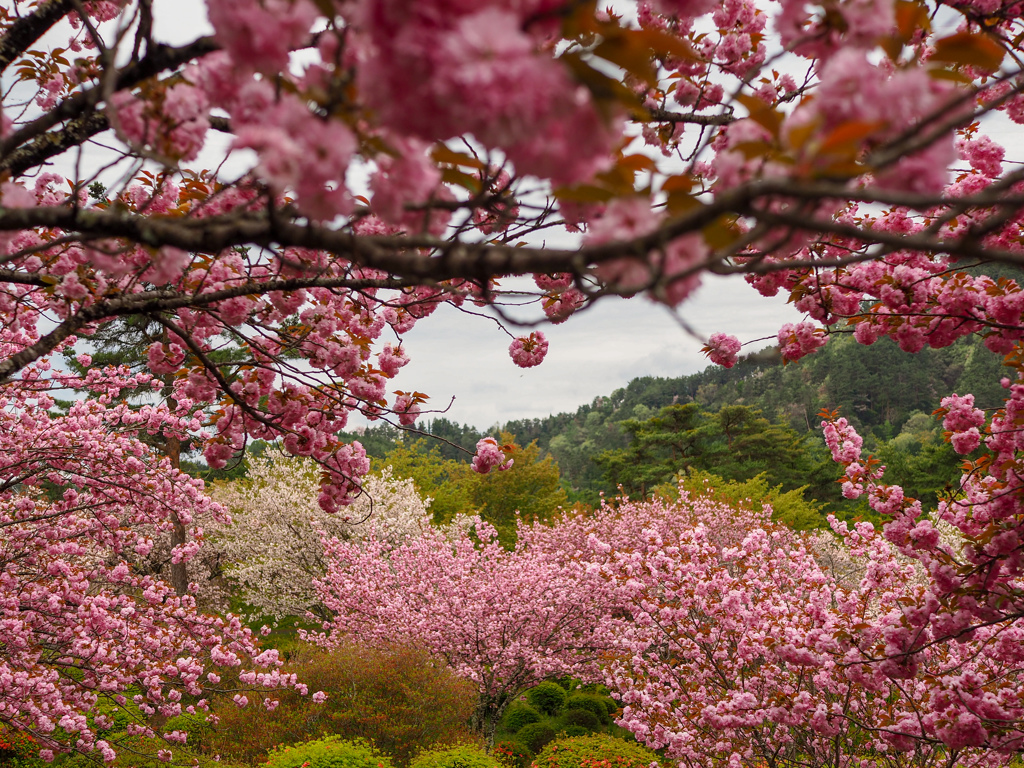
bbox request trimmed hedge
[502,703,542,733]
[559,710,601,732]
[563,696,609,725]
[526,682,566,716]
[516,722,557,753]
[264,736,394,768]
[409,744,498,768]
[532,734,659,768]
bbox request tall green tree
[596,404,823,501]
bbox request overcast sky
[387,279,802,430]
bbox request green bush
[563,696,609,725]
[557,726,589,739]
[502,703,542,733]
[409,744,498,768]
[558,710,600,732]
[526,682,566,716]
[209,643,476,766]
[533,734,659,768]
[493,740,533,768]
[516,723,556,754]
[265,736,393,768]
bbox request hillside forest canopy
[8,0,1024,766]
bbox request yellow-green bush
[532,734,658,768]
[264,737,392,768]
[409,744,498,768]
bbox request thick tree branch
[647,106,735,126]
[3,111,109,177]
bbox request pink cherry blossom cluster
[470,437,514,475]
[703,332,742,368]
[777,321,828,361]
[940,393,987,454]
[508,331,549,368]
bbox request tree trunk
[165,434,189,597]
[472,698,508,751]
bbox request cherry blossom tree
[589,490,1024,768]
[307,516,616,744]
[3,0,1023,506]
[0,375,307,763]
[209,452,433,619]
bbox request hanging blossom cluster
[508,331,549,368]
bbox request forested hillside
[351,333,1007,515]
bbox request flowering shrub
[532,735,659,768]
[0,727,46,767]
[492,740,533,768]
[408,744,499,768]
[264,737,393,768]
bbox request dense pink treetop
[589,491,1024,768]
[308,515,617,742]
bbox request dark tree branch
[0,0,74,73]
[0,36,219,165]
[3,110,109,177]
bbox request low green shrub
[526,682,566,716]
[264,736,393,768]
[516,723,556,753]
[532,734,659,768]
[493,740,533,768]
[563,696,609,725]
[502,703,542,733]
[559,710,600,732]
[409,744,498,768]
